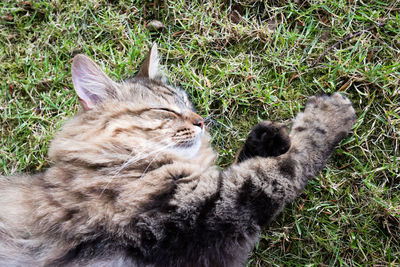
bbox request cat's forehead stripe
[129,81,190,113]
[108,108,151,120]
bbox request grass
[1,0,399,265]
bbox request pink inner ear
[71,54,116,110]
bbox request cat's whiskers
[138,141,178,179]
[112,135,168,175]
[98,142,176,199]
[118,142,172,173]
[203,115,214,125]
[203,115,236,132]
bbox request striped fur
[0,46,356,266]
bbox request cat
[0,44,356,267]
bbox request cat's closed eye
[146,108,179,120]
[152,108,180,115]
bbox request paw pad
[237,121,290,163]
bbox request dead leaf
[19,1,34,11]
[146,20,165,31]
[288,73,303,84]
[205,77,211,88]
[2,14,13,21]
[367,51,373,63]
[245,75,257,81]
[172,30,185,37]
[8,84,14,96]
[338,80,352,91]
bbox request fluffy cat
[0,44,356,267]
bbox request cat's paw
[236,121,291,163]
[300,93,356,137]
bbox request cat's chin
[170,136,203,159]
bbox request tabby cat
[0,44,356,267]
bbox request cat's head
[49,45,210,166]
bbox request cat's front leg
[219,93,356,225]
[288,93,357,180]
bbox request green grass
[1,0,399,265]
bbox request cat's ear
[71,54,118,110]
[137,43,166,82]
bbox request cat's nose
[189,112,204,129]
[193,119,204,129]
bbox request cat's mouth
[175,140,196,148]
[170,131,203,158]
